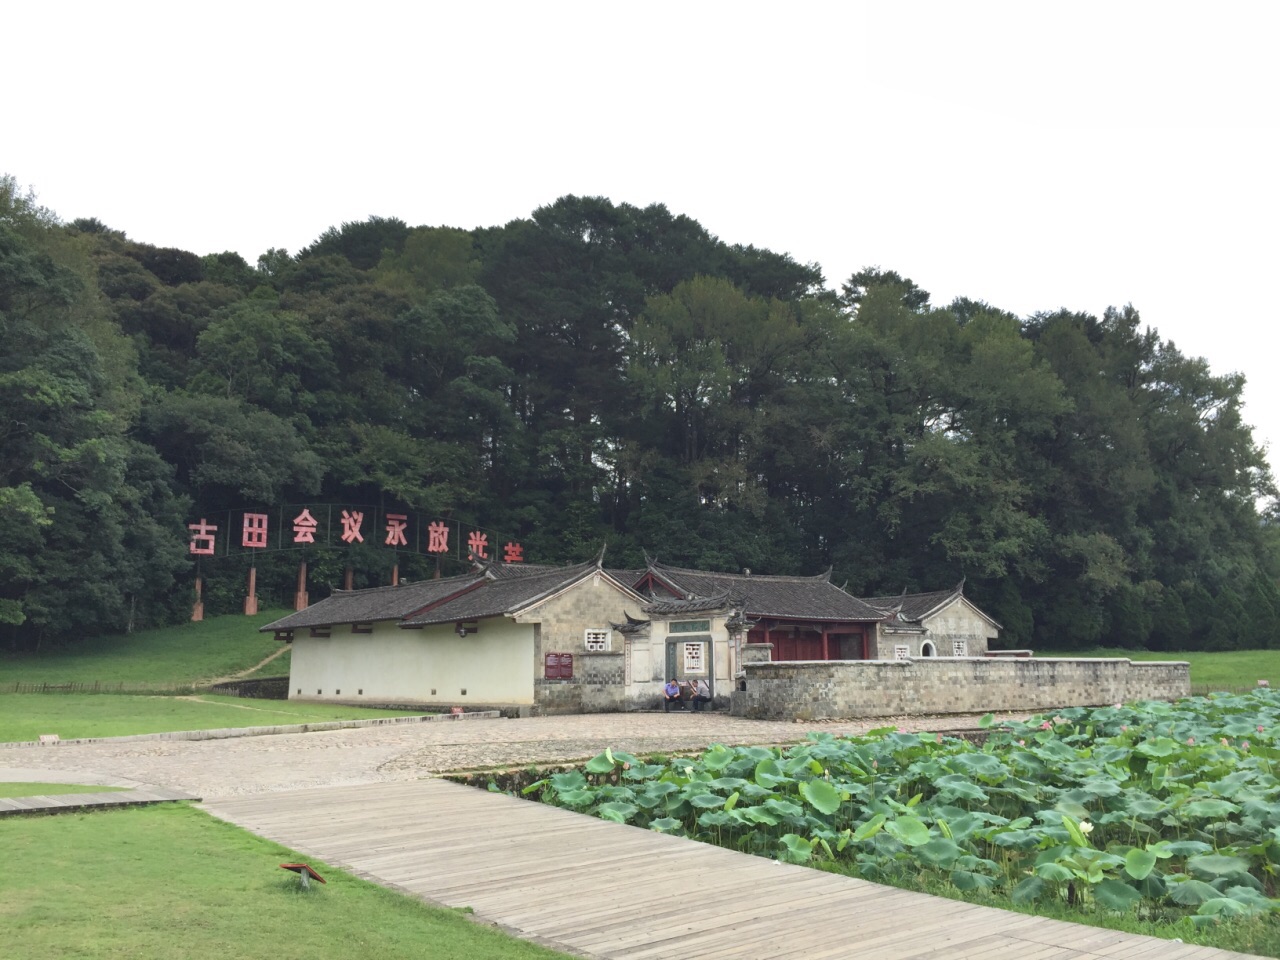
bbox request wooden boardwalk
[199,779,1262,960]
[0,785,197,816]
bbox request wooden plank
[200,779,1255,960]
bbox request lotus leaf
[597,801,638,823]
[701,744,735,772]
[549,771,586,791]
[697,810,734,828]
[687,793,726,810]
[1182,798,1240,819]
[644,780,680,798]
[1123,848,1157,880]
[1010,876,1047,904]
[1092,879,1142,911]
[884,815,932,847]
[754,758,787,789]
[933,774,988,803]
[951,753,1008,782]
[761,797,804,819]
[778,833,815,863]
[1135,738,1178,758]
[583,751,616,774]
[1161,839,1212,856]
[705,777,748,792]
[557,787,595,808]
[1196,897,1255,917]
[990,829,1040,850]
[649,817,683,834]
[1034,862,1074,882]
[949,870,997,891]
[1078,777,1124,798]
[798,779,843,816]
[1186,853,1251,879]
[851,813,887,842]
[915,838,963,868]
[741,807,781,827]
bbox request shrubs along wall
[731,657,1191,721]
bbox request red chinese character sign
[293,509,318,543]
[385,514,408,546]
[188,519,218,555]
[242,513,269,549]
[188,507,522,563]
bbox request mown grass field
[1037,647,1277,692]
[0,694,428,743]
[0,611,289,686]
[0,805,569,960]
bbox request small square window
[894,645,910,661]
[952,639,968,657]
[584,629,609,652]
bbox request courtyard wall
[731,657,1190,720]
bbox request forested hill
[2,176,1277,652]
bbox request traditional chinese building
[262,557,646,713]
[861,584,1002,659]
[260,555,1004,715]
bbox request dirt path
[202,646,289,685]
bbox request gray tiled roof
[643,592,737,616]
[401,561,609,627]
[646,563,885,621]
[862,589,961,623]
[261,574,484,632]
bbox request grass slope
[0,611,289,686]
[1037,647,1277,691]
[0,805,569,960]
[0,695,427,743]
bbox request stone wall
[731,657,1190,721]
[519,572,644,714]
[535,652,627,713]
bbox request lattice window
[952,639,968,657]
[584,628,609,652]
[894,645,910,660]
[683,642,705,673]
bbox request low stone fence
[206,676,290,699]
[730,657,1190,721]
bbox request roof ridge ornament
[595,541,608,569]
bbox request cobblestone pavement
[0,711,1001,801]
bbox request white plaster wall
[924,597,998,656]
[289,618,535,704]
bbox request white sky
[8,2,1279,478]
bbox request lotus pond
[522,690,1280,952]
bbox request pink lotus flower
[1018,739,1026,746]
[1120,725,1128,732]
[1040,721,1052,730]
[936,733,943,743]
[1259,725,1266,733]
[1242,741,1250,751]
[1187,737,1196,745]
[872,760,878,769]
[1221,738,1229,746]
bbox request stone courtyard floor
[0,710,997,799]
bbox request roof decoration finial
[594,541,608,569]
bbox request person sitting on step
[690,677,711,711]
[663,678,684,711]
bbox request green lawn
[0,782,129,798]
[1036,647,1276,692]
[0,610,289,687]
[0,694,428,743]
[0,804,568,960]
